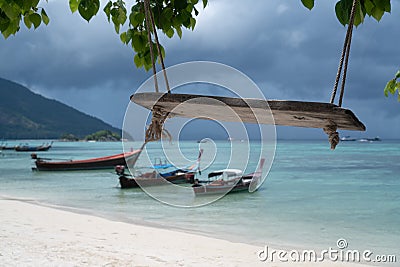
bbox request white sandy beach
[0,198,372,267]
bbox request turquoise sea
[0,140,399,261]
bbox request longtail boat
[117,149,203,189]
[15,142,53,152]
[32,150,140,171]
[192,158,265,196]
[117,165,196,188]
[0,144,15,150]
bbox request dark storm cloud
[0,1,147,91]
[0,0,398,137]
[164,0,399,103]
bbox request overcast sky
[0,0,399,139]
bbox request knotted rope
[145,106,171,142]
[323,120,339,150]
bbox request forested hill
[0,78,120,139]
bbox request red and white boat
[31,150,141,171]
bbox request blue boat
[15,141,53,152]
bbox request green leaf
[384,71,400,101]
[301,0,314,10]
[120,31,127,44]
[22,0,34,13]
[69,0,79,13]
[384,88,389,97]
[335,0,350,26]
[384,79,396,96]
[23,14,32,29]
[13,0,24,10]
[165,27,174,38]
[114,23,120,33]
[143,50,151,71]
[131,32,145,52]
[383,0,391,12]
[31,0,39,9]
[143,48,151,68]
[134,54,142,68]
[353,2,364,26]
[125,29,133,43]
[29,13,41,29]
[41,9,49,25]
[103,1,112,21]
[363,0,375,15]
[373,0,390,13]
[174,0,188,10]
[99,0,206,71]
[2,3,20,20]
[117,6,127,25]
[2,19,19,38]
[110,6,126,33]
[190,17,196,30]
[78,0,100,22]
[129,11,144,27]
[0,12,11,36]
[160,44,165,60]
[161,7,173,20]
[371,6,384,21]
[395,70,400,80]
[186,3,194,13]
[175,25,182,38]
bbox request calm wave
[0,140,399,255]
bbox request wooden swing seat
[131,93,365,131]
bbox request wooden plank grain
[131,93,366,131]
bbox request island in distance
[0,77,121,140]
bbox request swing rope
[325,0,358,149]
[143,0,171,142]
[330,0,358,107]
[148,5,171,93]
[143,0,158,93]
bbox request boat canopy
[208,169,243,179]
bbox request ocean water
[0,140,399,258]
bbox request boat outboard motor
[115,165,126,175]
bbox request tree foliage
[384,70,400,101]
[0,0,392,70]
[85,130,121,141]
[0,0,396,98]
[60,133,80,141]
[301,0,391,26]
[101,0,208,70]
[0,0,207,71]
[0,0,50,38]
